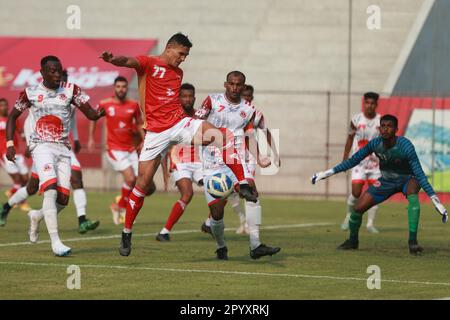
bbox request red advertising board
[0,37,157,167]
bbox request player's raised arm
[72,85,105,121]
[311,137,376,184]
[402,138,448,222]
[100,51,140,70]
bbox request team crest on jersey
[166,88,175,96]
[240,111,246,118]
[58,93,67,101]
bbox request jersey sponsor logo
[36,115,63,140]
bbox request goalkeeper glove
[431,195,448,223]
[311,169,335,185]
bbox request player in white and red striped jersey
[227,85,280,235]
[156,83,204,241]
[5,56,105,256]
[341,92,382,233]
[196,71,280,260]
[100,33,256,257]
[0,98,30,209]
[88,76,144,225]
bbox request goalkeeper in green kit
[312,114,448,255]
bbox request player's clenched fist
[99,51,114,63]
[431,195,448,223]
[311,169,335,184]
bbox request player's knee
[27,182,39,195]
[125,176,136,188]
[145,181,156,196]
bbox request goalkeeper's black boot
[408,240,424,255]
[215,246,228,260]
[250,244,281,259]
[239,183,257,203]
[337,239,359,250]
[0,203,12,227]
[119,231,132,256]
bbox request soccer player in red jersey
[88,76,144,225]
[100,32,257,256]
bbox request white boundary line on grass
[1,261,450,287]
[0,222,334,247]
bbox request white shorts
[70,150,82,171]
[203,165,239,206]
[351,163,381,184]
[171,162,203,185]
[140,117,203,162]
[31,143,71,195]
[244,161,256,180]
[1,154,29,175]
[106,149,138,175]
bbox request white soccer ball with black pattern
[207,173,233,199]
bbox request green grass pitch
[1,190,450,300]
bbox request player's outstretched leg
[0,177,39,227]
[407,194,423,255]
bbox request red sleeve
[244,111,255,134]
[195,96,212,119]
[14,90,31,112]
[135,55,153,76]
[71,84,90,107]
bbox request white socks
[73,189,87,217]
[210,218,226,249]
[42,190,60,243]
[230,193,246,225]
[367,205,379,227]
[245,200,262,250]
[160,227,170,234]
[344,194,358,223]
[8,187,29,206]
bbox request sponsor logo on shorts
[43,163,53,172]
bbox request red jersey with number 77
[135,55,186,133]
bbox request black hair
[62,69,68,82]
[40,55,60,68]
[0,98,8,105]
[226,71,246,83]
[364,91,379,101]
[243,84,254,94]
[380,114,398,128]
[180,83,195,94]
[167,33,193,48]
[114,76,128,84]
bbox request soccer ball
[207,173,233,199]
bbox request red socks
[219,128,246,182]
[118,183,133,209]
[124,186,145,230]
[164,200,187,231]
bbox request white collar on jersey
[223,94,242,106]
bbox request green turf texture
[1,190,450,300]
